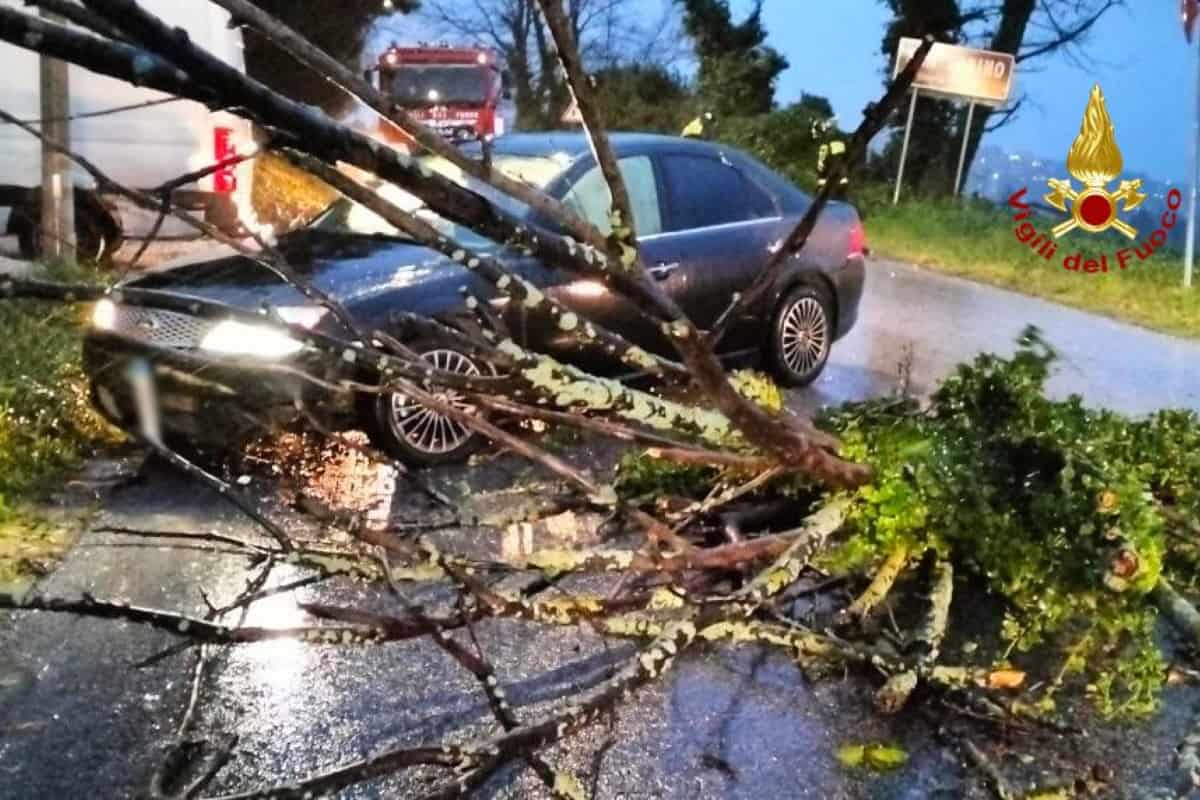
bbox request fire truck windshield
[388,65,487,106]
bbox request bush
[718,103,830,191]
[615,331,1200,717]
[824,328,1194,717]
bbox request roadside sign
[892,37,1014,107]
[891,37,1015,204]
[561,98,583,125]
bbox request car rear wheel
[768,284,833,387]
[367,345,489,466]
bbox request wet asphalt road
[2,259,1200,799]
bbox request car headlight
[92,298,117,330]
[198,306,326,358]
[275,305,329,329]
[200,320,305,358]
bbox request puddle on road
[236,572,312,700]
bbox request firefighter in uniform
[812,116,849,201]
[682,111,714,139]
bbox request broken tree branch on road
[12,2,1185,797]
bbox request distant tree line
[239,0,1125,205]
[870,0,1124,197]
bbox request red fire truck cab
[368,43,517,147]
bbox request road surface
[1,259,1198,799]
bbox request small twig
[93,525,273,556]
[956,735,1016,800]
[841,545,910,622]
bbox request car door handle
[650,262,680,280]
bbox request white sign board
[892,37,1015,107]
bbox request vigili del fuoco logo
[1008,84,1181,273]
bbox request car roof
[465,131,810,214]
[480,131,725,160]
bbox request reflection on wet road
[2,260,1198,798]
[801,259,1200,416]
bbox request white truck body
[0,0,255,251]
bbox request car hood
[127,229,484,312]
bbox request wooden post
[39,9,75,261]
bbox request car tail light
[213,127,237,193]
[848,220,868,258]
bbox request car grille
[109,305,213,349]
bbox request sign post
[893,88,918,205]
[890,38,1015,204]
[954,101,976,196]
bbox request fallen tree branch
[210,619,702,800]
[842,544,910,621]
[1154,578,1200,645]
[208,0,611,252]
[876,557,953,714]
[706,35,936,347]
[0,592,383,644]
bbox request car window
[561,156,663,237]
[313,154,561,251]
[660,153,776,232]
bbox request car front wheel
[768,284,833,387]
[368,346,489,466]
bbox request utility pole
[1185,0,1200,288]
[39,9,75,261]
[1186,33,1199,288]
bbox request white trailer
[0,1,255,261]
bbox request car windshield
[311,154,568,251]
[388,65,487,106]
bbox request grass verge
[0,260,118,590]
[863,196,1200,339]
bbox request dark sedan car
[84,133,867,464]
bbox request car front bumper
[82,333,352,447]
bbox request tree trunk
[959,0,1035,187]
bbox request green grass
[0,261,117,589]
[863,196,1200,339]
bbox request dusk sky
[743,1,1194,184]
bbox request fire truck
[368,43,516,147]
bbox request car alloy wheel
[780,296,829,376]
[769,284,833,387]
[387,348,483,457]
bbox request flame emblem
[1044,84,1145,239]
